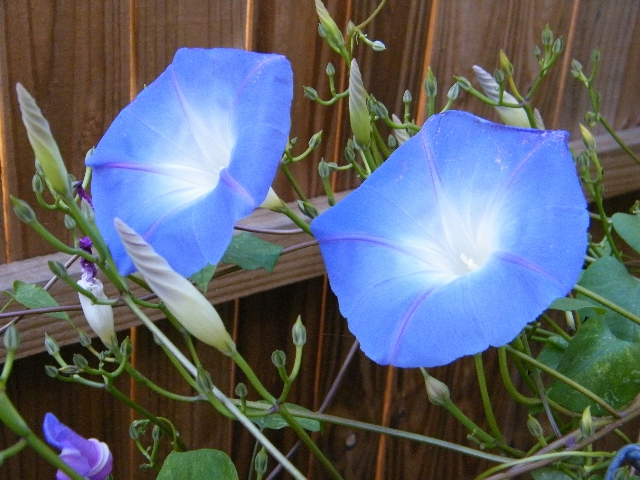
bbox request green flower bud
[552,37,564,54]
[152,425,162,442]
[424,67,437,97]
[349,59,371,146]
[315,0,345,52]
[303,86,319,101]
[44,333,59,356]
[493,69,505,85]
[3,324,20,351]
[533,45,542,58]
[63,215,76,230]
[580,124,596,151]
[73,354,89,370]
[32,173,44,193]
[235,382,248,399]
[10,196,36,223]
[421,370,451,406]
[16,83,71,197]
[372,100,388,120]
[292,316,307,347]
[271,350,286,368]
[130,420,148,440]
[387,134,397,148]
[591,48,601,63]
[80,198,94,222]
[402,90,412,104]
[318,159,331,179]
[541,24,553,46]
[571,59,584,79]
[44,365,58,378]
[326,62,335,76]
[455,76,472,92]
[48,261,69,279]
[499,50,514,77]
[308,130,323,149]
[317,23,328,39]
[254,448,268,476]
[527,415,544,438]
[297,200,319,219]
[59,365,81,376]
[344,144,356,163]
[120,337,133,357]
[196,368,214,393]
[580,406,594,438]
[129,423,141,440]
[78,329,92,347]
[447,83,460,101]
[371,40,386,51]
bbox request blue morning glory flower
[43,413,112,480]
[87,48,293,277]
[311,111,588,368]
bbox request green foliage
[546,316,640,414]
[157,450,238,480]
[247,402,321,432]
[221,233,282,272]
[549,297,606,315]
[612,212,640,255]
[5,280,70,323]
[189,264,216,293]
[578,257,640,343]
[531,467,574,480]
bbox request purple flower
[311,111,588,368]
[43,413,112,480]
[86,48,293,277]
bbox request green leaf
[5,280,70,322]
[578,257,640,343]
[537,335,569,371]
[221,233,282,272]
[612,212,640,255]
[189,264,216,293]
[531,467,574,480]
[548,297,606,315]
[157,449,238,480]
[547,316,640,414]
[246,402,321,432]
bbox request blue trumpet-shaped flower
[43,413,112,480]
[311,111,588,368]
[87,48,293,277]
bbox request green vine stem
[504,345,620,418]
[473,353,503,443]
[122,295,306,479]
[573,284,640,326]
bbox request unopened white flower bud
[77,277,117,350]
[114,219,236,356]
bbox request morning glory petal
[311,110,588,368]
[87,48,293,277]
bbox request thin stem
[474,353,503,443]
[505,345,620,418]
[574,284,640,326]
[599,116,640,166]
[279,405,344,480]
[280,163,309,203]
[355,0,387,30]
[231,351,277,404]
[122,296,305,479]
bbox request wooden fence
[0,0,639,478]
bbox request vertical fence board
[0,0,130,262]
